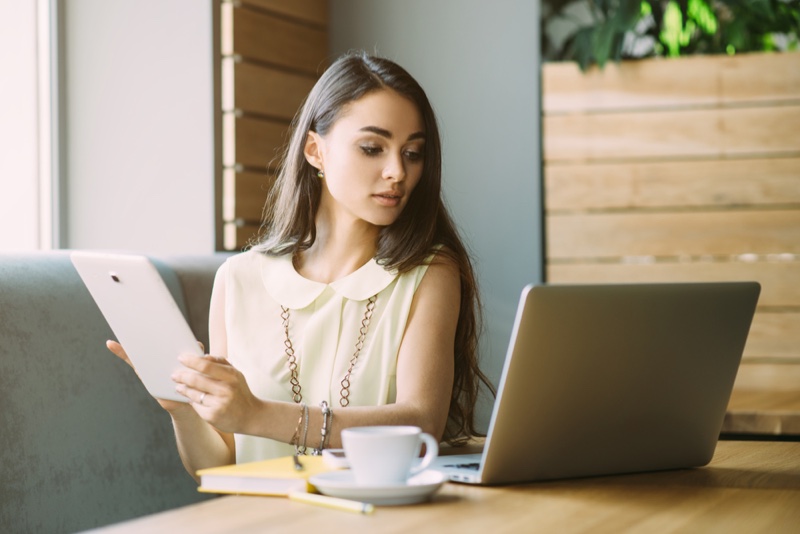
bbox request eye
[404,149,424,162]
[360,144,382,156]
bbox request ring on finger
[199,392,206,405]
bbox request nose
[382,152,406,182]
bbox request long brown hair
[253,50,495,444]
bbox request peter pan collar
[260,253,398,309]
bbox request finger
[178,352,208,370]
[172,367,223,398]
[178,353,233,376]
[197,340,205,353]
[174,383,207,405]
[106,340,134,369]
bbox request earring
[317,169,324,179]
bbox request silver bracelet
[312,401,331,455]
[324,404,333,450]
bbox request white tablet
[71,251,204,402]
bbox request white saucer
[309,469,447,506]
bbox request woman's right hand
[106,340,194,414]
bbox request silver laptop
[433,282,760,485]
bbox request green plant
[542,0,800,70]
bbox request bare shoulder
[426,246,461,279]
[416,247,461,304]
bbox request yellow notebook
[197,455,334,497]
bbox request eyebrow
[359,126,426,141]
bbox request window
[0,0,58,251]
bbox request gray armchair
[0,251,229,533]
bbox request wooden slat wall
[544,106,800,161]
[219,0,328,251]
[542,52,800,405]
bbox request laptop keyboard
[444,462,480,470]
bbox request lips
[373,190,403,206]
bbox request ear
[303,131,324,171]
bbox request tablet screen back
[71,252,203,402]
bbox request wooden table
[723,363,800,436]
[90,441,800,533]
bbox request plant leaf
[592,21,617,67]
[572,27,596,71]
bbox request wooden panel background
[544,106,800,161]
[219,0,328,251]
[542,52,800,420]
[543,53,800,112]
[221,2,327,74]
[545,158,800,210]
[240,0,328,27]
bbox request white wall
[330,0,542,428]
[0,1,39,250]
[61,0,216,254]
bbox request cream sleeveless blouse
[222,249,431,463]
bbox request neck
[295,208,381,284]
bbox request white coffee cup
[341,426,439,486]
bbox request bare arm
[173,254,460,449]
[166,263,235,479]
[105,263,236,481]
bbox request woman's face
[306,89,426,229]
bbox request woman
[109,51,492,480]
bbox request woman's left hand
[171,354,262,434]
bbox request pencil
[288,491,375,515]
